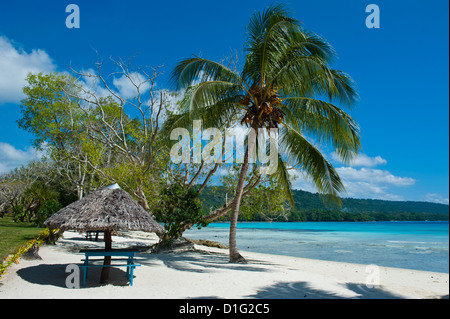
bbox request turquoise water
[184,221,449,273]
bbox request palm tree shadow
[246,281,405,299]
[16,263,131,288]
[140,250,273,274]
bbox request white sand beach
[0,230,448,299]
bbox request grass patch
[0,215,44,261]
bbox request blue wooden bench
[79,249,141,286]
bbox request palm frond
[246,4,299,47]
[243,4,301,85]
[263,32,335,93]
[271,55,331,98]
[171,57,242,89]
[273,153,295,208]
[282,97,361,164]
[279,125,345,204]
[178,81,244,128]
[328,69,359,107]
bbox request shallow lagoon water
[184,221,449,273]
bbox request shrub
[154,184,207,244]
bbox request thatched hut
[44,183,164,235]
[44,183,164,282]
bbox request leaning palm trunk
[229,139,254,262]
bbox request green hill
[199,186,449,221]
[292,189,449,215]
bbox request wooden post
[100,230,112,284]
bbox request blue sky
[0,0,448,204]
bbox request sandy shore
[0,230,448,299]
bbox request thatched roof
[44,185,164,234]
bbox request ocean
[184,221,449,273]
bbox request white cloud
[325,152,414,200]
[76,68,111,99]
[331,152,387,167]
[76,69,160,108]
[289,157,416,201]
[0,142,45,173]
[336,167,415,187]
[0,36,56,104]
[425,193,449,205]
[112,72,151,98]
[335,167,415,200]
[289,170,317,193]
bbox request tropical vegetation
[3,4,446,266]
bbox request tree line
[199,186,449,222]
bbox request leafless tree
[62,57,172,210]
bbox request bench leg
[82,267,87,286]
[129,266,135,286]
[126,256,134,279]
[83,257,89,286]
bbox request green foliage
[287,209,448,222]
[18,72,82,150]
[0,166,68,226]
[11,204,27,223]
[35,199,63,227]
[17,67,171,211]
[24,180,59,205]
[218,165,289,221]
[239,182,287,221]
[22,181,61,225]
[154,184,207,243]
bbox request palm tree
[170,4,361,262]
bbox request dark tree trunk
[22,243,42,260]
[100,230,112,284]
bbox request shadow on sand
[15,250,425,298]
[17,263,132,288]
[245,281,405,299]
[140,250,274,274]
